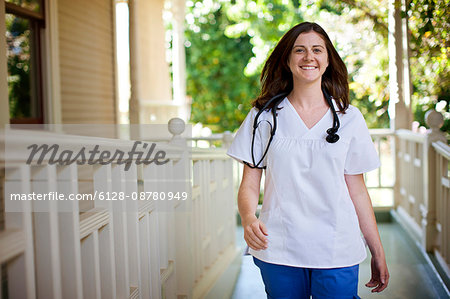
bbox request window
[5,0,44,124]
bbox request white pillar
[171,0,187,120]
[128,0,173,126]
[128,0,141,125]
[390,0,413,209]
[402,5,412,112]
[388,0,412,130]
[43,0,62,124]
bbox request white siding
[58,0,116,124]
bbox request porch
[0,0,448,298]
[232,220,450,298]
[0,111,449,298]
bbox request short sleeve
[227,108,271,168]
[344,108,380,175]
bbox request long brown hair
[252,22,349,113]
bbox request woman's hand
[365,254,389,292]
[242,215,268,251]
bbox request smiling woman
[227,22,389,298]
[252,23,349,115]
[288,32,329,86]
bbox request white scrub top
[227,97,380,268]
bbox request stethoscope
[244,88,340,169]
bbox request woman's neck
[288,81,326,110]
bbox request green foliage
[185,0,448,132]
[6,14,32,119]
[317,0,389,38]
[314,0,391,128]
[185,2,260,132]
[223,0,302,77]
[407,0,449,132]
[318,0,449,131]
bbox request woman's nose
[304,50,313,60]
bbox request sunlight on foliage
[183,0,448,133]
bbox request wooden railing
[395,109,449,277]
[395,129,427,235]
[367,129,395,207]
[0,120,239,299]
[432,140,450,277]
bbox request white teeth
[301,66,316,70]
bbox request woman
[227,22,389,298]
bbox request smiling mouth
[301,66,318,70]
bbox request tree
[6,14,32,119]
[316,0,449,132]
[184,0,448,133]
[185,1,260,132]
[407,0,449,133]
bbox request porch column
[128,0,172,125]
[171,0,188,121]
[401,2,413,124]
[389,0,413,208]
[0,0,10,127]
[388,0,413,129]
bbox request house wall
[58,0,117,124]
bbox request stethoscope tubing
[245,88,340,169]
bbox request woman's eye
[296,49,304,53]
[313,49,322,53]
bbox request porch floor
[231,214,450,298]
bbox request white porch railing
[367,129,395,207]
[395,110,449,277]
[0,121,239,299]
[170,110,450,283]
[432,140,450,277]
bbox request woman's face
[288,31,329,84]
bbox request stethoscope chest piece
[326,128,340,143]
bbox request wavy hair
[252,22,349,113]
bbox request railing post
[4,165,36,299]
[222,131,233,148]
[93,165,117,299]
[31,165,63,299]
[422,109,446,252]
[110,164,130,299]
[57,164,83,299]
[168,117,186,146]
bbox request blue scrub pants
[253,257,361,299]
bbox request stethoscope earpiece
[326,128,337,134]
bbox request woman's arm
[345,173,389,293]
[238,165,268,251]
